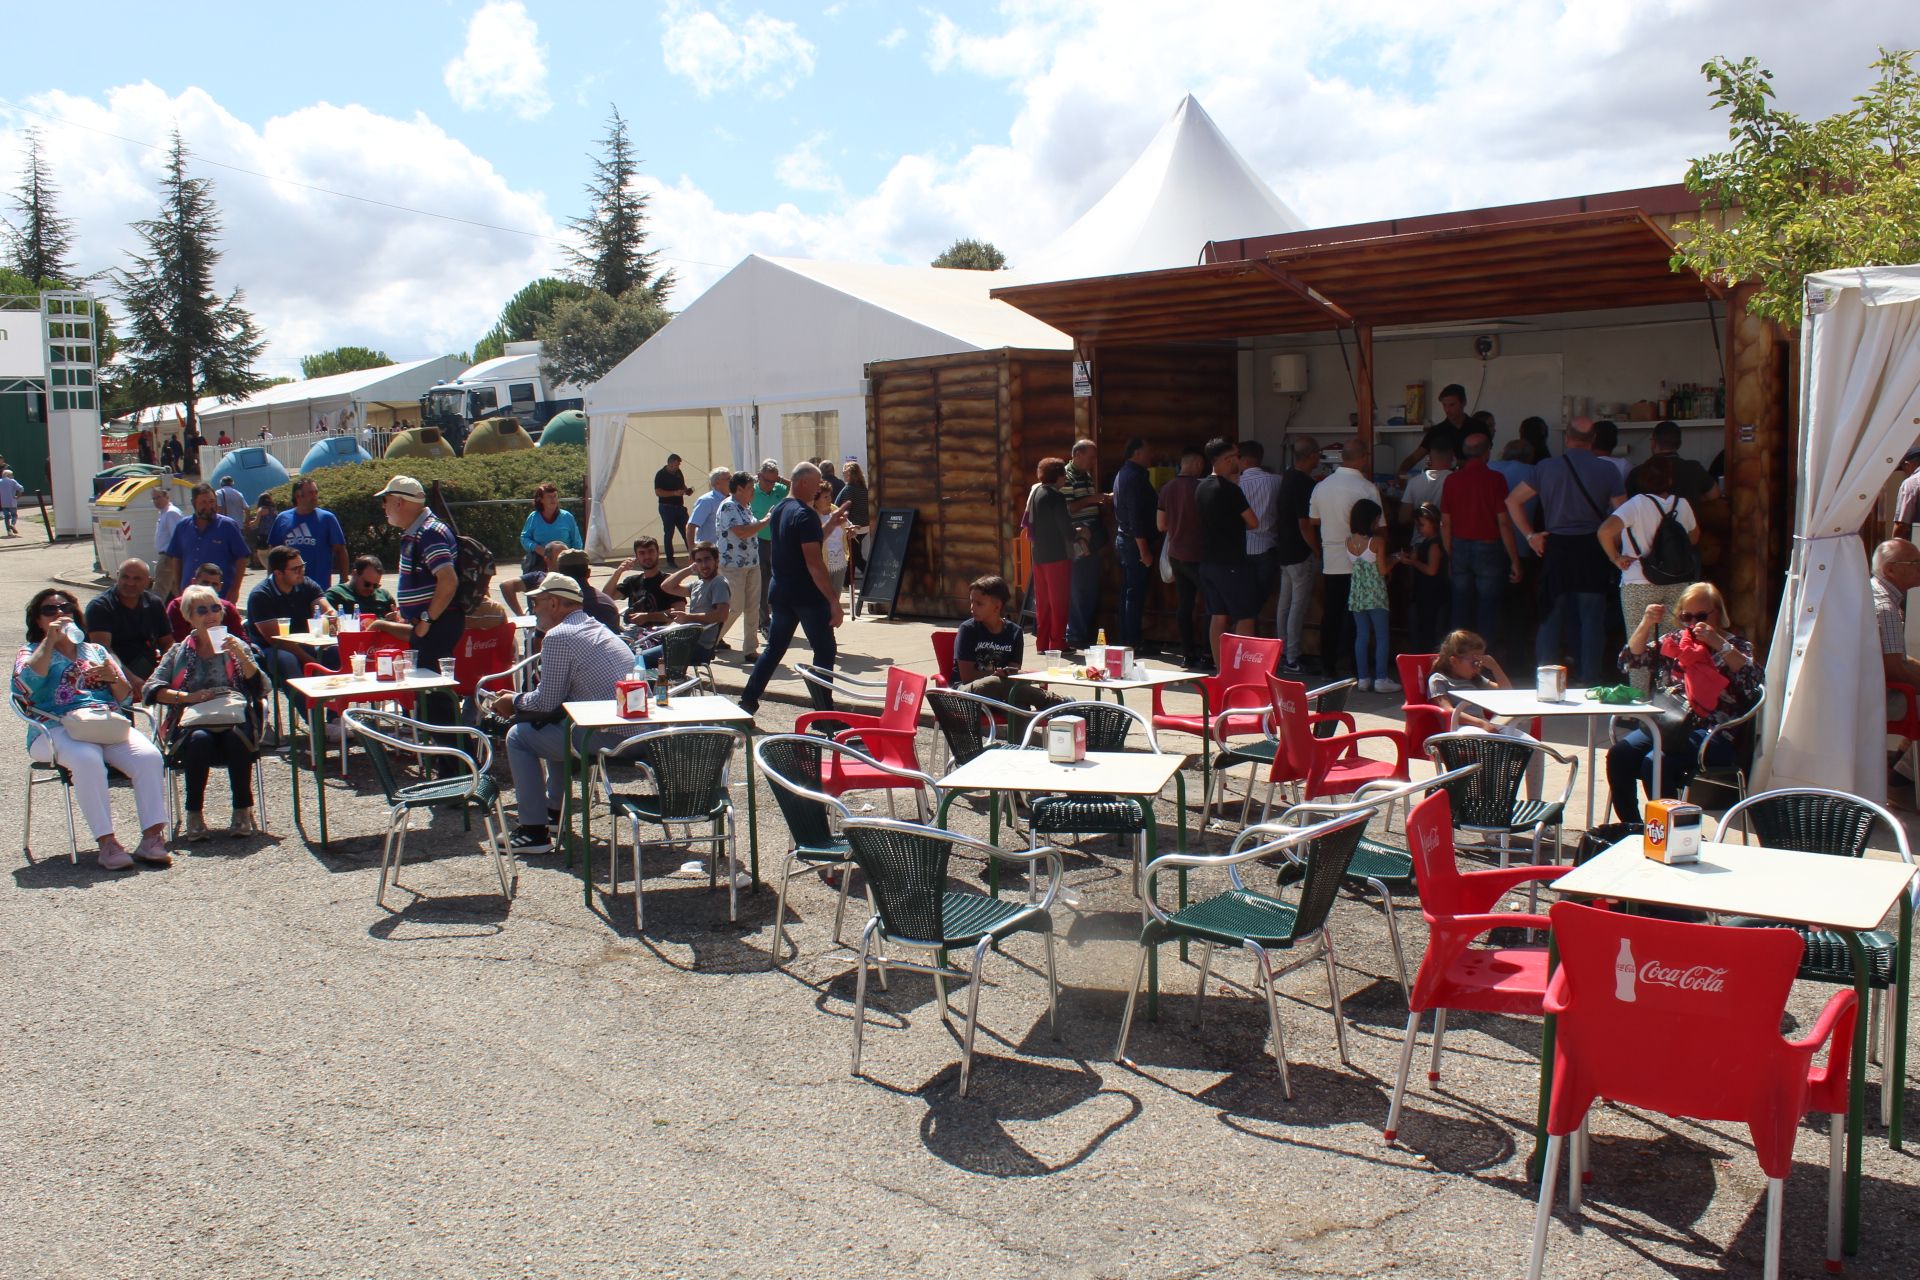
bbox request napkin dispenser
[1644,799,1703,865]
[1046,715,1087,763]
[1104,646,1133,679]
[1535,664,1567,702]
[615,676,651,720]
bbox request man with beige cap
[378,474,464,736]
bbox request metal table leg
[310,699,328,849]
[1844,929,1869,1256]
[744,725,760,890]
[1894,892,1911,1150]
[1141,795,1161,1020]
[1528,932,1562,1183]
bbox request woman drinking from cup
[143,583,269,840]
[12,587,168,869]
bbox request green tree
[932,237,1008,271]
[472,276,594,363]
[1672,48,1920,326]
[535,289,670,386]
[300,345,394,379]
[566,106,674,305]
[115,132,267,438]
[4,127,78,286]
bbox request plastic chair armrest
[1798,990,1861,1110]
[1308,711,1357,733]
[1321,728,1410,770]
[1453,865,1571,914]
[1789,988,1859,1056]
[795,708,885,735]
[1542,966,1573,1015]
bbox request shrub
[265,445,588,565]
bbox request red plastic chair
[452,623,515,697]
[1150,632,1284,748]
[1526,901,1858,1280]
[1384,788,1568,1141]
[795,668,931,816]
[301,633,416,776]
[1271,674,1410,805]
[1889,682,1920,805]
[930,629,957,688]
[1396,653,1451,759]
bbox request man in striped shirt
[379,475,464,735]
[486,576,634,854]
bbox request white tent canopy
[197,355,465,437]
[1021,94,1304,282]
[1756,264,1920,802]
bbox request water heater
[1270,353,1309,395]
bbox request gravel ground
[2,540,1916,1279]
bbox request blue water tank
[299,436,373,474]
[207,447,290,504]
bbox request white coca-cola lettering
[1637,960,1727,993]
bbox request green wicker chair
[596,725,745,928]
[1114,806,1373,1098]
[755,733,940,966]
[925,686,1012,768]
[1425,731,1576,870]
[1719,786,1913,1125]
[1018,702,1161,881]
[841,816,1061,1096]
[342,708,514,910]
[651,622,714,696]
[1678,682,1766,806]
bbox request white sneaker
[1372,677,1402,694]
[672,859,707,879]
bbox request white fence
[197,428,389,479]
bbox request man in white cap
[377,474,464,736]
[486,574,635,856]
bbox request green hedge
[264,445,588,565]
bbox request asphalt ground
[2,538,1916,1279]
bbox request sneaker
[1280,659,1306,677]
[183,812,211,842]
[728,863,753,891]
[229,808,259,837]
[97,842,135,871]
[508,827,552,854]
[132,833,173,867]
[672,858,708,879]
[1372,676,1402,694]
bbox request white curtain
[1756,265,1920,801]
[585,410,625,558]
[724,405,751,471]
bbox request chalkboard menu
[856,508,915,616]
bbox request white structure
[1757,264,1920,803]
[196,355,465,440]
[584,94,1300,556]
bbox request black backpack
[452,535,496,612]
[1627,497,1700,586]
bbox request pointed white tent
[1022,94,1304,282]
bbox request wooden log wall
[1721,283,1791,650]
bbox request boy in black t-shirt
[950,575,1066,735]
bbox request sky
[1,0,1915,379]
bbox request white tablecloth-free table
[1449,687,1664,829]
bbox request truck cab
[418,341,582,449]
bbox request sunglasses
[36,600,73,616]
[191,603,225,616]
[1677,610,1713,624]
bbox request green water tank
[465,416,535,454]
[539,409,586,448]
[384,426,456,460]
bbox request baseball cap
[527,577,583,603]
[373,475,426,500]
[557,549,592,571]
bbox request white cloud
[661,1,817,98]
[444,1,552,120]
[879,26,907,49]
[775,133,841,193]
[1,83,563,378]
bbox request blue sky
[2,1,1914,377]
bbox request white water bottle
[1614,937,1638,1003]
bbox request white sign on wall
[0,311,46,380]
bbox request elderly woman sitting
[142,583,269,840]
[1606,580,1760,823]
[12,587,169,869]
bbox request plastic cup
[336,614,360,634]
[405,650,421,676]
[438,658,457,680]
[207,625,229,649]
[350,654,367,678]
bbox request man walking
[1273,436,1320,674]
[654,452,694,567]
[0,468,23,536]
[151,485,185,575]
[1305,438,1381,676]
[1441,431,1521,653]
[1063,439,1110,650]
[161,482,250,603]
[487,576,633,856]
[740,463,847,716]
[1195,439,1260,666]
[1109,437,1157,650]
[378,475,465,733]
[1156,447,1207,668]
[1236,439,1280,632]
[1505,419,1626,684]
[269,477,350,590]
[215,474,247,524]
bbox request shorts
[1198,562,1259,620]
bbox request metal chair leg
[851,919,879,1077]
[1526,1133,1563,1280]
[770,852,799,965]
[1762,1175,1783,1280]
[1042,928,1059,1035]
[1113,942,1152,1061]
[1826,1111,1844,1271]
[1246,940,1292,1098]
[1322,931,1350,1065]
[958,938,991,1096]
[1384,1008,1421,1141]
[1193,941,1216,1025]
[1370,878,1410,1003]
[1428,1007,1448,1081]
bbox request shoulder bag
[179,689,250,729]
[62,703,131,744]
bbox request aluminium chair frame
[1423,731,1579,875]
[595,725,748,927]
[1678,681,1767,806]
[11,695,160,863]
[1202,678,1359,831]
[921,685,1022,821]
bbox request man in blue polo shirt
[161,482,250,601]
[379,474,464,734]
[739,462,845,715]
[247,546,338,710]
[269,477,349,589]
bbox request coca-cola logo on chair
[1639,961,1728,993]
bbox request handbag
[1646,687,1697,754]
[179,689,249,729]
[62,704,131,745]
[1157,536,1175,584]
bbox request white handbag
[178,689,250,729]
[1157,537,1175,584]
[62,704,131,745]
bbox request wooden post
[1721,282,1790,649]
[1354,323,1375,452]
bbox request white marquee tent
[196,355,465,439]
[583,93,1300,557]
[1757,264,1920,804]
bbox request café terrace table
[1448,687,1664,826]
[1547,835,1916,1257]
[933,746,1189,1013]
[1010,662,1215,794]
[561,696,760,910]
[285,669,457,850]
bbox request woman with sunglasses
[1606,580,1759,823]
[12,587,169,869]
[141,583,269,840]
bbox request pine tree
[565,107,673,304]
[116,131,266,437]
[5,127,78,286]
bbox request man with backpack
[1598,455,1701,686]
[1504,419,1626,685]
[378,474,467,737]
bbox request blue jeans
[1068,543,1102,647]
[1608,726,1734,823]
[506,721,610,828]
[743,598,837,710]
[1450,538,1506,650]
[1114,533,1152,646]
[1352,607,1390,682]
[1536,591,1609,685]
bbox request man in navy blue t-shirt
[740,462,847,713]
